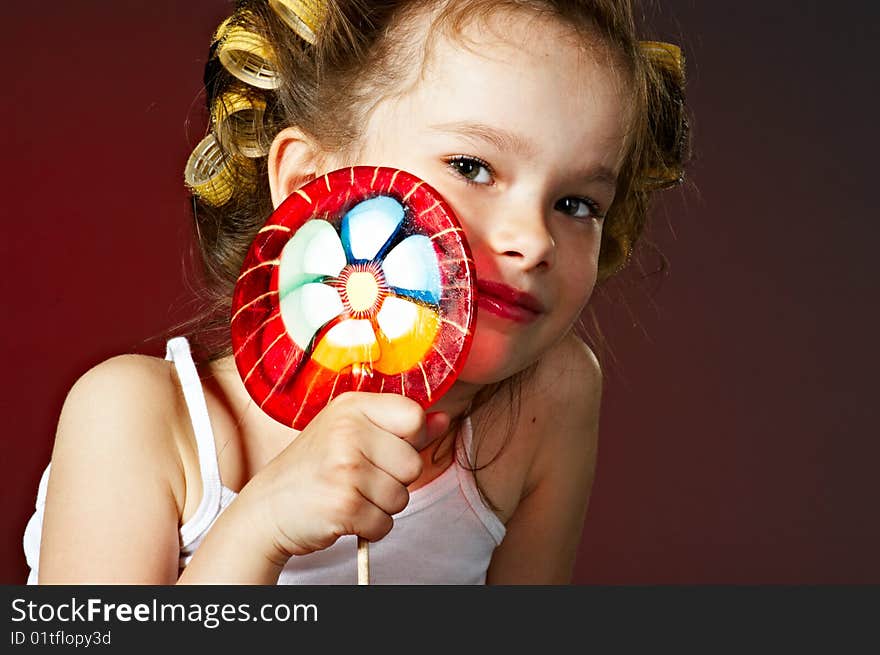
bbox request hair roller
[217,26,281,90]
[212,15,235,44]
[640,41,684,84]
[268,0,328,44]
[211,91,270,158]
[638,41,689,190]
[185,133,242,206]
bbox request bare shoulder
[522,332,602,485]
[484,333,601,583]
[40,354,187,582]
[53,352,189,516]
[56,354,185,463]
[531,331,602,407]
[64,352,179,406]
[471,333,601,519]
[67,352,176,393]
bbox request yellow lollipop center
[346,272,379,312]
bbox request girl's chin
[456,323,542,384]
[456,349,529,387]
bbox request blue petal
[341,196,405,262]
[381,235,441,305]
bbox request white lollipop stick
[357,537,369,585]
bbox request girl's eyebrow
[428,120,619,191]
[428,121,538,158]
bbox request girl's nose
[482,202,556,271]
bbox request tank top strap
[454,416,506,545]
[165,336,223,544]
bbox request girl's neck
[428,379,484,423]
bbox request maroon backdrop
[3,1,877,584]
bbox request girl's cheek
[436,194,485,248]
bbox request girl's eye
[447,156,494,185]
[554,196,604,222]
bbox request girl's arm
[485,336,601,584]
[39,355,290,584]
[38,356,188,583]
[39,355,431,584]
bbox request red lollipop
[231,166,476,430]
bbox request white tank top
[22,337,506,584]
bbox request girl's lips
[476,280,545,324]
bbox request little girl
[24,0,687,584]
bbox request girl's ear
[268,127,323,208]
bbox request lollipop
[230,166,476,582]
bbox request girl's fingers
[356,410,453,486]
[335,393,427,447]
[358,427,423,486]
[351,499,395,543]
[354,464,411,517]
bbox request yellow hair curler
[269,0,327,45]
[217,26,280,90]
[639,41,685,83]
[638,41,687,190]
[184,133,236,206]
[212,15,234,45]
[211,92,270,158]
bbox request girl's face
[331,11,630,385]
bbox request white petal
[342,196,404,261]
[376,296,420,340]
[381,235,441,303]
[324,319,378,349]
[280,283,344,349]
[278,220,346,295]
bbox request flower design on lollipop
[279,195,447,377]
[231,167,475,429]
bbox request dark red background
[2,1,877,584]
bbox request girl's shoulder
[68,351,182,397]
[471,333,601,522]
[479,334,601,581]
[60,353,188,440]
[53,353,193,520]
[65,351,191,424]
[532,332,602,400]
[519,332,602,489]
[36,353,198,581]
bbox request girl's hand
[237,392,448,565]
